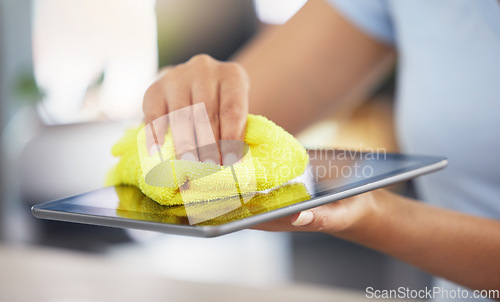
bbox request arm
[238,0,500,292]
[370,192,500,292]
[143,0,393,162]
[255,189,500,292]
[235,0,395,134]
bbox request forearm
[234,0,394,134]
[335,189,500,291]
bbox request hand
[143,54,250,165]
[253,189,386,237]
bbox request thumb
[290,202,350,233]
[291,210,315,226]
[290,196,364,233]
[291,209,331,232]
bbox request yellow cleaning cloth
[107,114,309,206]
[115,183,311,226]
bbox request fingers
[142,54,250,164]
[252,207,330,233]
[143,83,168,156]
[192,78,220,164]
[252,191,379,235]
[166,86,199,161]
[219,63,249,166]
[291,210,315,226]
[289,207,335,232]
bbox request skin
[143,0,500,294]
[143,57,249,165]
[254,189,500,292]
[235,0,395,134]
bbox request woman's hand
[253,189,386,237]
[256,188,500,291]
[143,54,250,165]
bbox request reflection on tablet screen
[38,150,423,227]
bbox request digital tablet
[32,149,447,238]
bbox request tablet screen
[34,149,444,230]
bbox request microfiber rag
[106,114,309,206]
[115,183,311,226]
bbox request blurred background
[0,0,430,301]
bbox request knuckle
[189,54,216,66]
[162,64,192,84]
[144,83,157,97]
[162,65,180,81]
[221,62,249,81]
[159,73,176,88]
[223,61,244,73]
[157,66,172,78]
[143,83,160,101]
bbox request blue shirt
[327,0,500,299]
[328,0,500,219]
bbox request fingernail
[149,144,162,156]
[292,211,314,226]
[204,158,216,165]
[223,153,238,166]
[181,152,197,162]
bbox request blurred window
[32,0,158,124]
